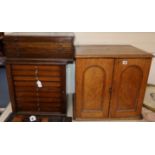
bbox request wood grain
[75,45,153,120]
[76,45,152,58]
[4,33,74,108]
[75,59,114,119]
[7,62,67,114]
[110,58,152,118]
[4,34,75,59]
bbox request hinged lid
[4,32,75,62]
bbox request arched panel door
[110,59,151,118]
[75,59,114,119]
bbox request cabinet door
[110,59,152,118]
[75,59,114,119]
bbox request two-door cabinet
[75,45,153,120]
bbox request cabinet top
[5,32,74,37]
[76,45,153,58]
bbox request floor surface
[0,95,155,122]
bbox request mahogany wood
[5,33,74,115]
[4,33,75,60]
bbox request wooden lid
[76,45,153,58]
[5,32,74,37]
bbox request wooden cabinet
[75,45,152,120]
[4,33,74,115]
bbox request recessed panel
[118,66,143,111]
[82,66,105,111]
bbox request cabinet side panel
[6,64,16,112]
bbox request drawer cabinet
[7,64,66,114]
[75,45,153,120]
[4,33,74,115]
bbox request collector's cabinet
[75,45,153,120]
[4,33,74,115]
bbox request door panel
[83,66,105,111]
[110,58,152,118]
[117,66,143,111]
[76,59,114,119]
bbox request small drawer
[14,81,62,87]
[17,104,38,112]
[13,76,62,82]
[12,70,62,77]
[12,65,63,71]
[12,65,65,82]
[38,92,62,98]
[15,86,37,92]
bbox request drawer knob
[36,80,43,88]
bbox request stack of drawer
[12,64,66,113]
[4,33,74,115]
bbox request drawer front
[11,64,66,113]
[4,37,74,59]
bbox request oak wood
[75,45,153,120]
[109,58,152,118]
[75,59,114,119]
[76,45,152,58]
